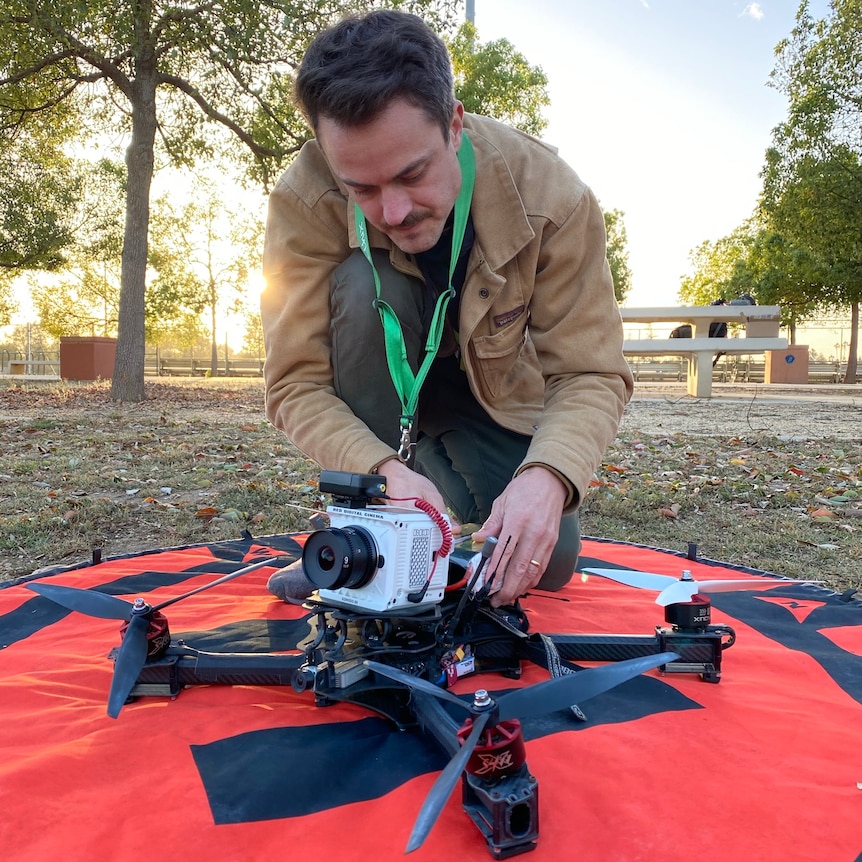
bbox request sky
[472,0,831,306]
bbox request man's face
[318,99,464,255]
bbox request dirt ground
[621,384,861,439]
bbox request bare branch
[157,72,285,159]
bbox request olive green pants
[330,250,579,590]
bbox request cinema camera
[302,471,453,614]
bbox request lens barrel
[302,526,379,590]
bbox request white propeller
[582,567,820,606]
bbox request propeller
[366,651,678,852]
[27,555,292,717]
[582,567,821,606]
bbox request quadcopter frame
[29,547,746,858]
[99,585,715,858]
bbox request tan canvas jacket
[261,113,633,510]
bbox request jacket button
[479,288,489,298]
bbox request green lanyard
[354,131,475,461]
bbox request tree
[0,275,15,328]
[0,137,80,275]
[762,0,862,382]
[0,0,461,401]
[679,218,826,343]
[31,159,128,339]
[602,208,632,304]
[148,181,264,374]
[240,308,266,359]
[448,22,549,137]
[30,161,246,350]
[679,231,747,306]
[0,30,83,278]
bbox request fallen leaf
[809,508,835,519]
[604,464,628,474]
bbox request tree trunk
[111,73,157,402]
[210,286,218,375]
[843,300,858,384]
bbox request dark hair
[295,9,455,139]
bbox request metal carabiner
[397,421,413,462]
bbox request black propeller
[409,710,490,851]
[26,583,133,620]
[109,612,151,718]
[366,651,679,852]
[27,555,292,717]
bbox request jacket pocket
[470,325,543,402]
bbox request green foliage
[27,164,262,351]
[679,234,741,306]
[31,160,127,338]
[762,0,861,378]
[681,0,861,374]
[147,181,265,368]
[678,223,775,307]
[679,217,828,335]
[0,109,82,273]
[240,307,265,358]
[0,273,15,327]
[602,208,632,304]
[448,22,549,137]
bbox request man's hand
[472,466,567,606]
[376,458,451,524]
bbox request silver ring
[528,559,541,568]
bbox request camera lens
[302,526,379,590]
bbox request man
[261,9,632,607]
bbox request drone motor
[663,593,712,630]
[118,601,172,661]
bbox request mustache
[382,210,430,231]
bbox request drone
[26,471,816,859]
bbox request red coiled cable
[388,497,453,557]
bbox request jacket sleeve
[516,186,633,510]
[260,154,400,473]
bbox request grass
[1,377,859,596]
[582,430,861,591]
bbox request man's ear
[450,101,465,150]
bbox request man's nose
[381,187,412,227]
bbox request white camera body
[307,503,451,613]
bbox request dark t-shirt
[414,213,481,434]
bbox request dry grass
[1,377,859,595]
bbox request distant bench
[144,358,264,377]
[620,305,786,397]
[7,359,60,376]
[623,337,789,397]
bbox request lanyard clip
[398,420,414,463]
